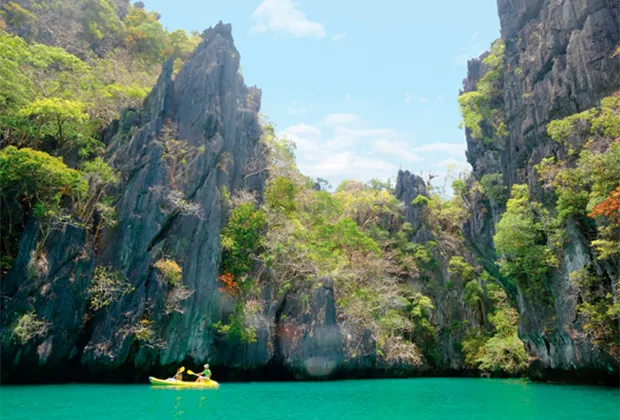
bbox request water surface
[1,378,618,419]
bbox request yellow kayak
[149,377,219,389]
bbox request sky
[144,0,501,190]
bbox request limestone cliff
[462,0,620,384]
[1,22,267,382]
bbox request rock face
[274,277,344,378]
[395,171,485,373]
[463,0,620,384]
[1,22,268,382]
[1,22,406,383]
[80,21,268,377]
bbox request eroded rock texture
[463,0,620,384]
[1,22,268,382]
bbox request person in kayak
[194,364,212,383]
[167,367,184,381]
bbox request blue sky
[145,0,500,189]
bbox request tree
[124,6,169,63]
[0,146,86,210]
[18,98,91,145]
[0,33,90,112]
[82,0,126,45]
[590,186,620,226]
[458,39,507,142]
[220,203,267,280]
[265,176,297,216]
[168,29,201,60]
[494,185,556,290]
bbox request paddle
[187,370,199,376]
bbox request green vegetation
[12,312,48,344]
[87,266,134,311]
[132,319,155,343]
[480,173,507,204]
[448,257,484,308]
[411,194,430,206]
[458,39,507,142]
[215,202,266,344]
[0,1,201,274]
[153,258,182,287]
[447,256,527,375]
[462,282,527,375]
[213,301,258,344]
[0,146,86,210]
[547,96,620,145]
[570,268,620,357]
[494,185,557,292]
[220,203,267,282]
[538,96,620,261]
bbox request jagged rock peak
[203,21,235,43]
[395,170,432,243]
[395,170,427,201]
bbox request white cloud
[323,113,361,126]
[279,114,468,189]
[288,102,307,115]
[280,117,407,186]
[283,123,321,139]
[413,142,466,156]
[419,97,428,103]
[372,139,422,163]
[299,152,397,179]
[332,33,346,42]
[250,0,326,39]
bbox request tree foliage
[458,39,507,142]
[0,146,86,209]
[87,266,134,311]
[539,97,620,260]
[494,185,557,291]
[462,283,527,375]
[154,258,183,287]
[220,203,267,281]
[12,312,48,344]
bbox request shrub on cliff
[0,146,86,211]
[494,184,557,291]
[12,312,49,344]
[87,266,134,311]
[154,258,183,287]
[539,97,620,260]
[462,283,527,375]
[220,202,267,282]
[458,39,507,142]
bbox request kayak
[149,377,219,389]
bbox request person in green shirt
[194,364,212,383]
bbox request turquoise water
[1,378,618,419]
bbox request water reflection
[151,388,216,418]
